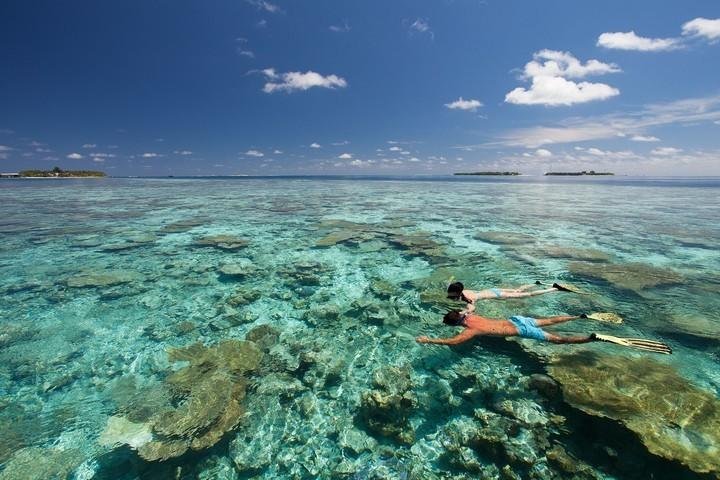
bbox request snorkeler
[447,281,573,313]
[416,310,671,354]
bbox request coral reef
[549,352,720,476]
[568,261,684,293]
[359,365,417,444]
[193,234,248,251]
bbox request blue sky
[1,1,719,175]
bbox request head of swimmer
[443,310,464,326]
[447,282,464,301]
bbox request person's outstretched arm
[416,329,478,345]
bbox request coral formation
[549,352,720,476]
[568,261,684,293]
[359,365,417,444]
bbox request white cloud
[256,19,268,28]
[0,145,11,151]
[82,143,97,148]
[66,153,83,159]
[261,69,347,93]
[310,143,321,149]
[388,146,402,152]
[682,17,720,41]
[331,140,349,146]
[237,48,255,58]
[247,0,281,14]
[338,153,352,159]
[597,31,679,51]
[329,21,350,33]
[586,147,607,156]
[408,157,421,162]
[245,150,264,157]
[630,135,660,142]
[445,97,483,111]
[651,147,683,156]
[480,95,720,148]
[535,148,553,157]
[90,153,116,158]
[505,50,620,106]
[273,149,283,154]
[521,50,620,79]
[142,153,159,158]
[400,151,410,155]
[404,18,433,39]
[174,150,193,155]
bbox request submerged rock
[193,234,248,251]
[159,218,206,234]
[358,365,417,444]
[568,261,684,293]
[548,352,720,476]
[218,259,255,279]
[538,245,611,262]
[104,340,262,462]
[65,270,143,288]
[99,415,152,449]
[474,231,535,245]
[0,446,84,480]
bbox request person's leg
[544,332,595,344]
[516,284,538,292]
[502,288,558,299]
[533,315,581,327]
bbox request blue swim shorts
[509,315,547,341]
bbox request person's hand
[416,336,430,344]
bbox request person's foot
[535,280,543,285]
[552,282,571,292]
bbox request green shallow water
[0,177,719,479]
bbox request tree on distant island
[19,167,106,178]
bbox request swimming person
[416,310,595,345]
[447,281,564,314]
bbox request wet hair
[443,310,464,326]
[447,282,464,300]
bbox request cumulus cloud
[682,17,720,41]
[535,148,553,157]
[630,135,660,142]
[82,143,97,148]
[174,150,193,155]
[310,143,321,149]
[90,153,116,159]
[66,153,83,159]
[141,153,159,158]
[273,149,283,154]
[505,50,620,106]
[586,147,607,156]
[245,150,264,157]
[651,147,683,156]
[338,153,352,159]
[388,146,402,152]
[260,68,347,93]
[597,31,679,51]
[0,145,11,151]
[445,97,483,111]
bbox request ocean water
[0,176,719,480]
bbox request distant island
[16,167,106,178]
[545,170,613,176]
[454,171,520,176]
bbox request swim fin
[593,333,672,354]
[552,282,589,294]
[585,312,623,324]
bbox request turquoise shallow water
[1,176,719,479]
